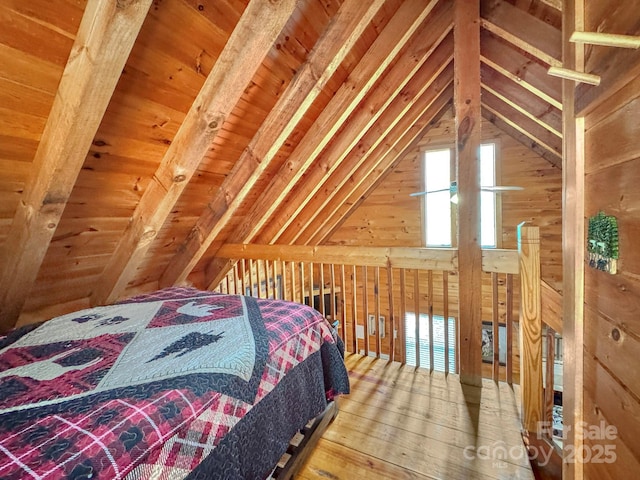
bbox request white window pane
[424,149,450,191]
[480,144,495,187]
[480,143,496,247]
[481,191,496,247]
[426,191,451,246]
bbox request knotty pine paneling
[583,64,640,477]
[0,1,85,244]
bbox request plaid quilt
[0,288,349,479]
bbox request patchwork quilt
[0,288,350,479]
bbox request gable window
[422,143,499,248]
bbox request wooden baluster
[351,265,358,354]
[545,326,556,441]
[428,270,434,372]
[374,266,381,359]
[308,263,314,307]
[362,266,369,357]
[299,262,305,305]
[249,259,256,297]
[319,263,326,318]
[281,261,287,301]
[330,264,336,322]
[399,268,407,365]
[340,264,347,344]
[492,272,500,381]
[414,269,420,368]
[506,273,514,385]
[387,265,395,363]
[443,271,450,374]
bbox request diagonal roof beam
[309,81,454,245]
[482,88,562,161]
[275,37,454,245]
[480,30,562,110]
[480,0,561,67]
[204,0,441,288]
[160,0,386,287]
[0,0,153,331]
[258,2,453,245]
[91,0,298,305]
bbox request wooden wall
[580,22,640,479]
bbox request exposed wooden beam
[481,88,562,158]
[160,0,386,287]
[259,3,453,244]
[0,0,152,331]
[481,0,562,67]
[313,86,453,246]
[204,0,441,288]
[480,30,562,110]
[455,0,483,386]
[90,0,298,305]
[481,63,562,136]
[481,108,562,169]
[288,57,454,246]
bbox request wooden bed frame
[271,400,339,479]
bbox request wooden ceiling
[0,0,562,329]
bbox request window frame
[420,140,502,249]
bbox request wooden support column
[518,224,543,435]
[562,1,585,478]
[0,0,152,331]
[454,0,483,386]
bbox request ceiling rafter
[480,0,562,67]
[315,86,453,245]
[275,39,455,245]
[0,0,153,330]
[482,105,562,168]
[202,0,441,288]
[258,2,454,244]
[481,89,562,163]
[480,64,562,136]
[159,0,387,288]
[480,30,562,110]
[90,0,298,306]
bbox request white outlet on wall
[368,314,376,335]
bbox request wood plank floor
[298,353,535,480]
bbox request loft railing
[211,229,544,435]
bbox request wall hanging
[587,211,619,274]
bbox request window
[422,143,498,248]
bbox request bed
[0,287,350,479]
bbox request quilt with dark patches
[0,287,350,479]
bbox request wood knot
[141,229,157,243]
[173,174,186,183]
[611,328,621,342]
[47,222,57,229]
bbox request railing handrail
[216,243,520,274]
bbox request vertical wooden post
[563,2,585,478]
[363,266,369,357]
[399,268,407,365]
[387,265,395,363]
[351,265,358,354]
[454,0,483,386]
[506,273,514,385]
[518,224,543,435]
